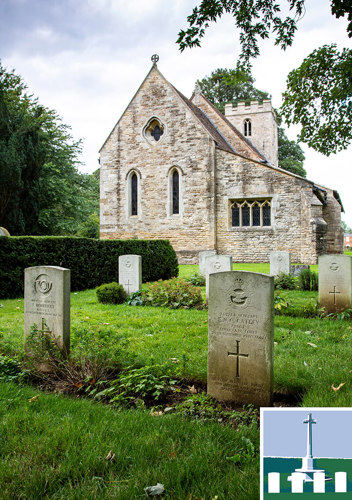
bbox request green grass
[0,381,258,499]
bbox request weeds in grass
[0,354,25,382]
[185,273,206,287]
[274,272,298,290]
[138,278,205,309]
[299,269,319,291]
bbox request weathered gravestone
[319,255,352,314]
[204,254,232,302]
[270,251,291,276]
[198,250,217,276]
[24,266,70,356]
[119,254,142,294]
[208,271,274,406]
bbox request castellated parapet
[225,100,278,167]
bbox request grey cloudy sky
[1,0,352,225]
[262,409,352,459]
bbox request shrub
[142,278,204,309]
[299,269,318,291]
[274,272,297,290]
[0,237,178,298]
[0,355,24,382]
[96,282,128,304]
[186,273,206,287]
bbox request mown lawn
[1,262,352,498]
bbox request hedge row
[0,237,179,299]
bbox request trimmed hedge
[0,237,178,299]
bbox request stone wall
[214,149,339,264]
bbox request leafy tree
[177,1,352,155]
[0,62,99,235]
[341,220,352,233]
[281,44,352,155]
[198,67,306,177]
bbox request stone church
[100,56,343,264]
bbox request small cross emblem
[151,54,159,64]
[329,285,341,305]
[228,340,248,378]
[124,280,132,294]
[37,318,52,335]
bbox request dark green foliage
[0,237,178,299]
[186,272,206,286]
[142,277,204,309]
[96,282,128,305]
[299,269,319,291]
[282,44,352,155]
[274,272,297,290]
[0,355,23,382]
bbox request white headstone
[208,271,274,406]
[270,251,291,276]
[198,250,216,276]
[268,473,280,493]
[318,254,352,314]
[291,473,305,493]
[119,254,142,295]
[335,472,347,493]
[313,472,325,493]
[24,266,70,356]
[204,254,232,302]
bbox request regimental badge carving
[329,262,339,272]
[34,274,53,295]
[277,255,283,262]
[125,259,132,268]
[227,277,252,308]
[213,261,222,271]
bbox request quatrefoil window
[143,117,165,145]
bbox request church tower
[224,100,278,167]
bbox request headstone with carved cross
[204,254,232,303]
[24,266,70,357]
[318,254,352,314]
[207,271,274,406]
[119,254,142,295]
[270,251,291,276]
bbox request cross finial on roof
[151,54,159,65]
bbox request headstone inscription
[24,266,70,356]
[208,271,274,406]
[270,251,291,276]
[119,254,142,295]
[198,250,217,276]
[204,254,232,302]
[318,254,352,313]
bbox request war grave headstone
[119,254,142,295]
[198,250,216,276]
[319,254,352,314]
[204,254,232,302]
[24,266,70,356]
[208,271,274,406]
[270,251,291,276]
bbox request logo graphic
[34,274,53,295]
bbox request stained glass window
[131,173,138,216]
[172,170,179,214]
[252,204,260,226]
[242,205,250,226]
[232,205,240,226]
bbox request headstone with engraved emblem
[119,254,142,295]
[318,254,352,313]
[270,251,291,276]
[24,266,70,356]
[204,254,232,302]
[208,271,274,406]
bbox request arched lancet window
[172,170,179,215]
[131,172,138,216]
[244,118,252,137]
